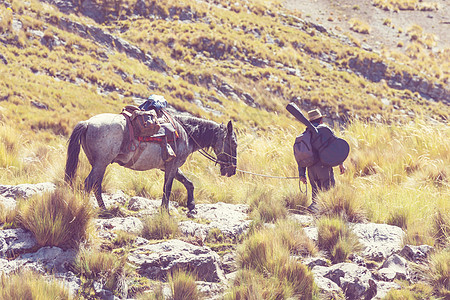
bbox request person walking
[298,109,346,213]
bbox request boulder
[19,246,76,273]
[378,254,409,281]
[0,195,16,210]
[0,182,56,199]
[313,263,376,299]
[0,228,37,258]
[400,244,434,263]
[0,246,75,275]
[101,190,129,207]
[179,203,251,240]
[128,239,226,283]
[374,281,401,299]
[95,217,143,235]
[303,226,318,242]
[351,223,405,261]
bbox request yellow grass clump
[0,271,71,300]
[18,187,95,248]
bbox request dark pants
[307,164,335,202]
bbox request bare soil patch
[283,0,450,51]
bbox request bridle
[177,117,236,168]
[214,130,236,168]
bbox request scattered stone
[95,217,143,235]
[351,223,405,261]
[302,256,329,269]
[0,182,56,199]
[400,244,434,263]
[378,254,409,281]
[290,214,314,226]
[0,53,7,65]
[179,202,251,240]
[0,228,37,258]
[0,195,16,210]
[31,100,48,110]
[128,239,226,283]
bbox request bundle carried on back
[287,103,349,167]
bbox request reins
[175,116,307,195]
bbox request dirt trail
[283,0,450,51]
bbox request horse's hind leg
[85,165,107,209]
[175,169,195,211]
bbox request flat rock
[0,228,37,258]
[95,217,143,234]
[179,202,251,240]
[128,239,225,283]
[0,182,56,199]
[351,223,405,261]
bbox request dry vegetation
[0,0,449,298]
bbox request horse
[64,111,237,212]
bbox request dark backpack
[293,130,316,167]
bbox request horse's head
[214,121,237,177]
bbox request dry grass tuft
[317,185,367,223]
[18,187,95,248]
[349,18,371,34]
[236,224,316,299]
[141,209,179,240]
[72,246,133,296]
[317,216,362,263]
[432,210,450,249]
[169,269,200,300]
[0,270,70,300]
[425,250,450,297]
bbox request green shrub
[141,209,179,240]
[0,270,70,300]
[18,187,95,248]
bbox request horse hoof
[187,209,197,218]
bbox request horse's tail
[65,121,88,185]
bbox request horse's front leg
[175,169,195,211]
[161,167,177,211]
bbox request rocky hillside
[0,0,449,299]
[0,0,448,142]
[0,183,438,299]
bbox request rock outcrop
[0,183,439,299]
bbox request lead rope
[175,118,306,186]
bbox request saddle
[121,105,178,162]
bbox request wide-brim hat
[307,109,324,121]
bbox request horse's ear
[227,120,233,134]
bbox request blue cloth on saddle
[139,94,167,111]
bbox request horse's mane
[174,114,223,150]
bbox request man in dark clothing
[298,109,346,213]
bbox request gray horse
[65,112,237,212]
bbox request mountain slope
[0,0,448,144]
